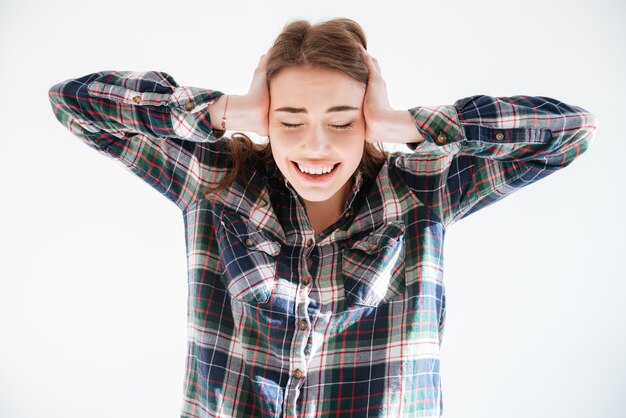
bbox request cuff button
[436,133,447,144]
[495,132,505,141]
[185,102,196,111]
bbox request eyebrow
[273,105,360,114]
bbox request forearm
[49,70,225,142]
[399,95,599,228]
[370,110,425,144]
[205,94,266,134]
[406,95,599,167]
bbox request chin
[291,185,340,202]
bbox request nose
[303,125,330,154]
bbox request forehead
[269,66,365,106]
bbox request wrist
[369,109,424,144]
[207,94,266,135]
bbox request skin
[268,66,366,234]
[207,46,424,234]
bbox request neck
[303,177,353,236]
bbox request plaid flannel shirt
[48,70,598,418]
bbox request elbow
[48,82,59,105]
[561,111,598,166]
[587,112,600,139]
[579,111,599,154]
[48,81,68,112]
[48,82,65,123]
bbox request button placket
[301,233,315,287]
[290,232,314,392]
[289,295,310,389]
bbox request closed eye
[280,122,302,130]
[279,122,354,130]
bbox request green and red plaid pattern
[49,70,598,417]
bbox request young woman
[48,17,598,418]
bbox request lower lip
[292,162,340,184]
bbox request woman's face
[268,66,366,206]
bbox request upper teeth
[297,163,335,175]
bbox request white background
[1,0,624,417]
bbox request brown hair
[205,17,388,198]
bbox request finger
[256,49,271,71]
[367,52,381,74]
[373,59,381,75]
[358,44,373,66]
[360,46,382,76]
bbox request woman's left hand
[359,45,425,145]
[359,45,395,143]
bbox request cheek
[268,134,293,163]
[339,132,366,153]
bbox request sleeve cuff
[406,104,464,150]
[170,87,225,142]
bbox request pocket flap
[342,222,406,308]
[217,213,281,305]
[237,229,281,257]
[221,213,281,256]
[348,222,405,254]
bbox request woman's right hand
[241,50,271,136]
[211,50,270,137]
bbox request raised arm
[48,55,270,212]
[48,70,233,211]
[396,94,599,227]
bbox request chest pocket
[216,214,281,305]
[342,222,406,308]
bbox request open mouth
[291,161,340,182]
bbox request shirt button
[305,238,314,248]
[495,132,505,141]
[436,133,447,144]
[306,256,313,270]
[245,238,254,247]
[185,102,195,111]
[368,243,379,252]
[132,95,141,104]
[298,319,308,331]
[344,210,353,220]
[301,276,311,286]
[292,369,304,379]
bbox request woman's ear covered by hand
[359,45,424,145]
[359,44,394,143]
[243,50,271,136]
[210,49,271,137]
